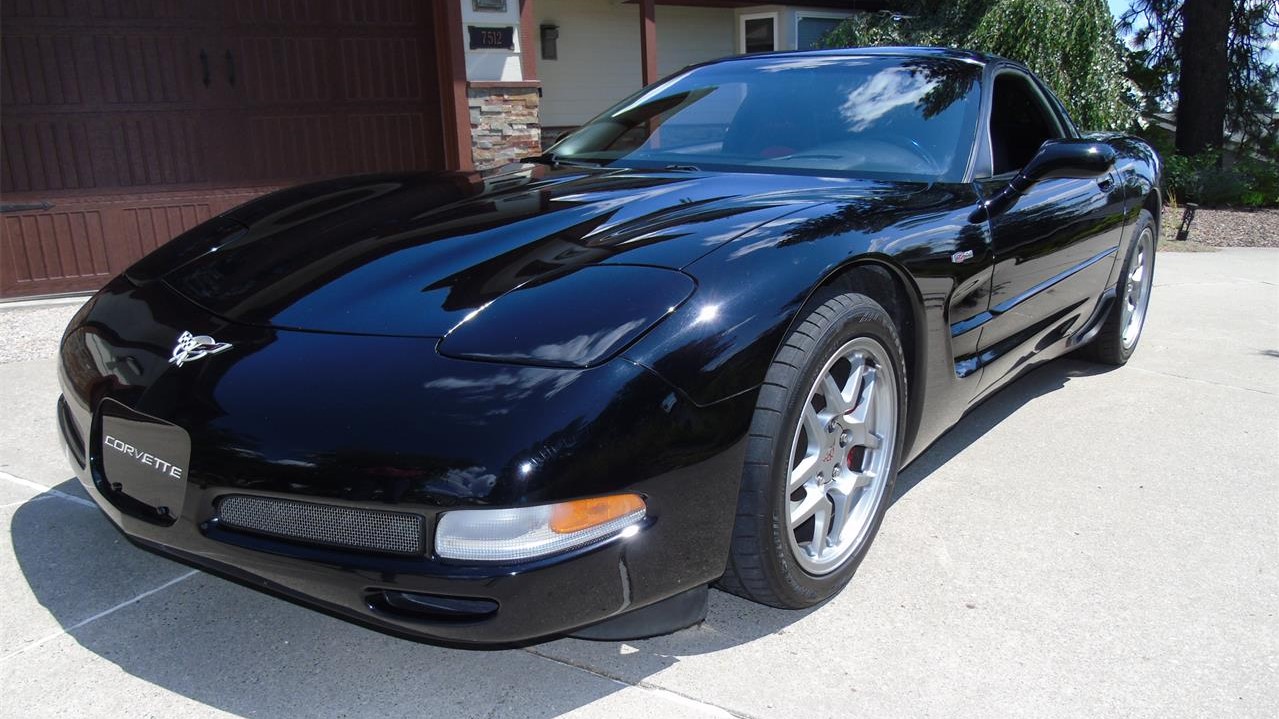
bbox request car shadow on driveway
[7,358,1113,716]
[8,487,682,716]
[891,358,1113,504]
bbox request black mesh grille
[216,495,424,555]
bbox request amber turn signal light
[549,494,646,534]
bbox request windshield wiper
[520,153,606,169]
[520,152,562,167]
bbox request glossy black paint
[981,139,1118,218]
[1013,139,1117,191]
[57,48,1162,645]
[438,265,696,368]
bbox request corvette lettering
[103,435,184,480]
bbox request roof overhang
[621,0,897,10]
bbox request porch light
[540,24,559,60]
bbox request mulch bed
[1161,206,1279,248]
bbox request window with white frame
[740,12,777,54]
[795,12,847,51]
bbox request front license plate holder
[97,399,191,521]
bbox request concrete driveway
[2,249,1276,718]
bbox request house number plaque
[468,26,515,50]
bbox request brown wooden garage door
[1,0,445,299]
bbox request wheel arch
[1143,187,1161,236]
[784,256,929,456]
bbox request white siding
[461,1,525,82]
[535,0,735,127]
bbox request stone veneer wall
[467,85,541,170]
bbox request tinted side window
[989,73,1063,174]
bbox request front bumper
[56,278,754,645]
[65,443,737,645]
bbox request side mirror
[978,139,1117,220]
[1009,139,1116,193]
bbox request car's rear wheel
[718,292,906,608]
[1082,209,1156,365]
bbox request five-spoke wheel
[720,290,905,608]
[785,338,897,575]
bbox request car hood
[149,166,882,337]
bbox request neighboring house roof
[622,0,897,9]
[1144,109,1277,153]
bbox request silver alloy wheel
[1121,227,1154,349]
[785,336,898,575]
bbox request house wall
[535,0,735,128]
[460,1,527,82]
[454,1,541,170]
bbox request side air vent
[216,495,425,556]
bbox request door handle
[199,49,210,87]
[224,50,236,87]
[0,201,54,213]
[1097,175,1114,192]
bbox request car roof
[718,46,1013,69]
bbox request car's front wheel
[718,292,906,608]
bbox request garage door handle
[0,201,54,214]
[199,49,210,87]
[225,50,236,87]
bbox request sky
[1106,0,1279,62]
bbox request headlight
[437,265,694,369]
[435,494,646,562]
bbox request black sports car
[57,47,1160,645]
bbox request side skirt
[1065,285,1117,349]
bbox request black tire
[717,292,907,609]
[1081,208,1157,366]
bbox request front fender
[622,182,987,418]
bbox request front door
[975,71,1125,391]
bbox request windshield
[549,55,982,183]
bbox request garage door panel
[0,117,101,193]
[121,201,214,257]
[1,33,82,107]
[1,0,444,298]
[85,0,219,22]
[235,35,334,105]
[339,36,423,101]
[346,112,429,173]
[90,32,200,106]
[105,112,211,188]
[232,0,328,25]
[340,0,419,26]
[0,189,275,297]
[245,113,341,181]
[2,209,110,288]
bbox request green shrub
[1237,159,1279,207]
[1164,151,1279,208]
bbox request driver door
[975,70,1125,393]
